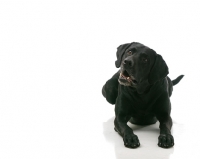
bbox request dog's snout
[123,59,133,68]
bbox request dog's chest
[128,91,158,115]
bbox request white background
[0,0,200,158]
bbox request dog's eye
[142,58,148,63]
[127,51,133,55]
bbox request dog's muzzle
[118,69,138,87]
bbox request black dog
[102,42,184,148]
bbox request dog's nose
[123,59,133,68]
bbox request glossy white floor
[1,0,200,159]
[97,81,200,159]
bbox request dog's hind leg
[102,71,120,105]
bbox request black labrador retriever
[102,42,184,148]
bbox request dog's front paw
[123,134,140,148]
[158,134,174,148]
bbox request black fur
[102,42,184,148]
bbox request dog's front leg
[114,95,140,148]
[155,94,174,148]
[114,116,140,148]
[157,114,174,148]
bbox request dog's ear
[115,43,132,68]
[148,54,169,84]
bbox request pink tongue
[120,73,132,82]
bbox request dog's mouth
[118,70,138,87]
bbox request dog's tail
[172,75,184,86]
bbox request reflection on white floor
[102,115,200,159]
[100,75,200,159]
[103,117,174,159]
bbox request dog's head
[116,42,168,94]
